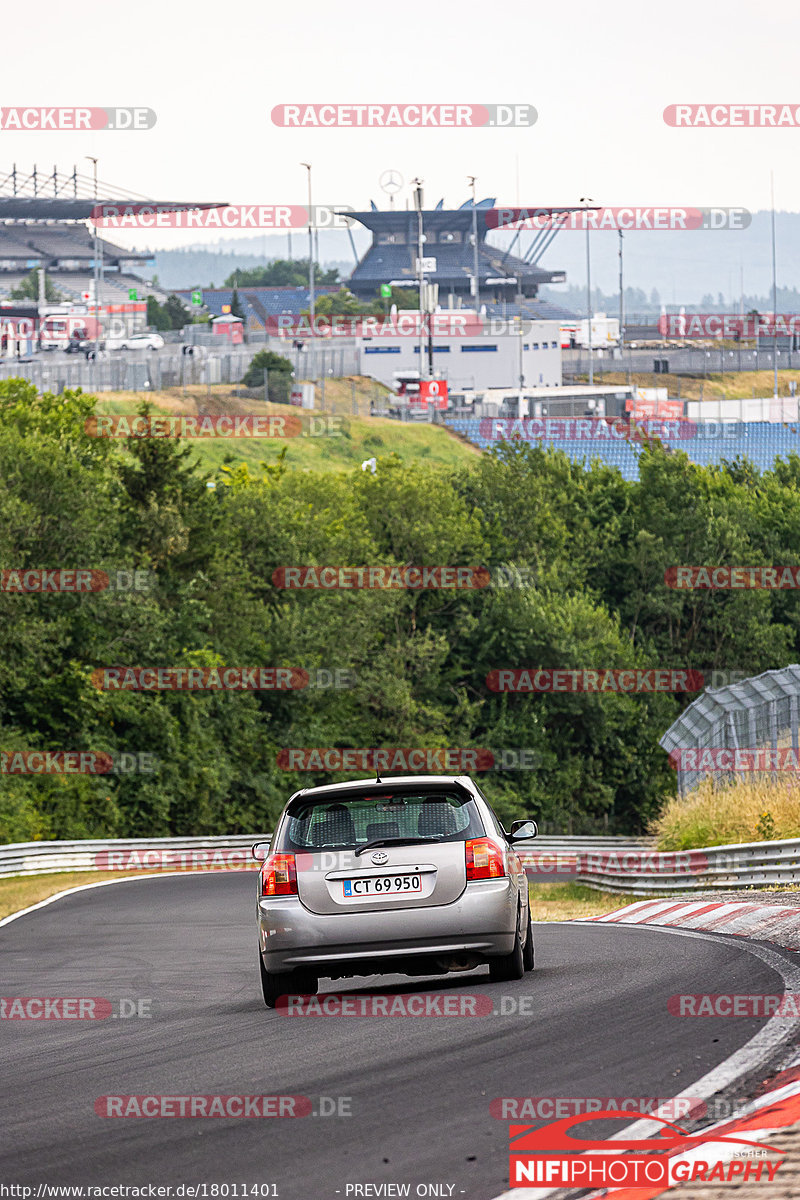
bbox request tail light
[261,852,298,896]
[465,837,506,880]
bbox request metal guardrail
[1,834,796,894]
[568,837,800,894]
[0,833,645,880]
[0,834,269,879]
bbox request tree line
[3,378,800,842]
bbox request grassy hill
[92,379,480,475]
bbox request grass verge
[0,868,254,922]
[528,881,635,922]
[652,777,800,850]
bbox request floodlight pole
[301,163,315,327]
[618,230,624,350]
[412,179,429,381]
[468,175,479,311]
[86,157,99,357]
[771,171,778,401]
[581,196,594,384]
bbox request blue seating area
[444,418,800,481]
[481,299,579,321]
[174,285,341,321]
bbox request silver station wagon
[253,774,536,1007]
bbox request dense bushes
[4,378,800,841]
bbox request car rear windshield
[275,790,485,851]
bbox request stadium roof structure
[346,198,567,301]
[0,197,225,221]
[0,167,228,274]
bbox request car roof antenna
[376,769,382,783]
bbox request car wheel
[259,954,318,1008]
[489,910,525,982]
[120,344,128,351]
[523,910,535,971]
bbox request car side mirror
[508,820,538,842]
[251,841,271,861]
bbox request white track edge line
[0,869,250,930]
[490,920,800,1200]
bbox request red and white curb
[492,902,800,1200]
[587,898,800,951]
[573,1051,800,1200]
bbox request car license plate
[342,875,422,897]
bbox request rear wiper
[354,835,443,857]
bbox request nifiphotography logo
[508,1111,784,1188]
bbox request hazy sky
[3,0,800,257]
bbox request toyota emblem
[371,851,389,865]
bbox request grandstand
[346,198,567,304]
[444,417,800,480]
[0,165,224,307]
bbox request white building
[356,313,562,392]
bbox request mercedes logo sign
[371,851,389,865]
[379,169,403,196]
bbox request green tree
[224,259,339,288]
[230,288,245,321]
[241,349,293,400]
[146,296,171,331]
[10,268,62,302]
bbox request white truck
[564,313,620,350]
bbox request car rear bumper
[257,878,520,975]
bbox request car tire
[259,955,318,1008]
[523,910,534,971]
[120,344,128,352]
[489,911,525,982]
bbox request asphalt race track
[1,872,795,1199]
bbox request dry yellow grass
[527,882,635,921]
[651,776,800,850]
[95,377,390,420]
[575,369,800,402]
